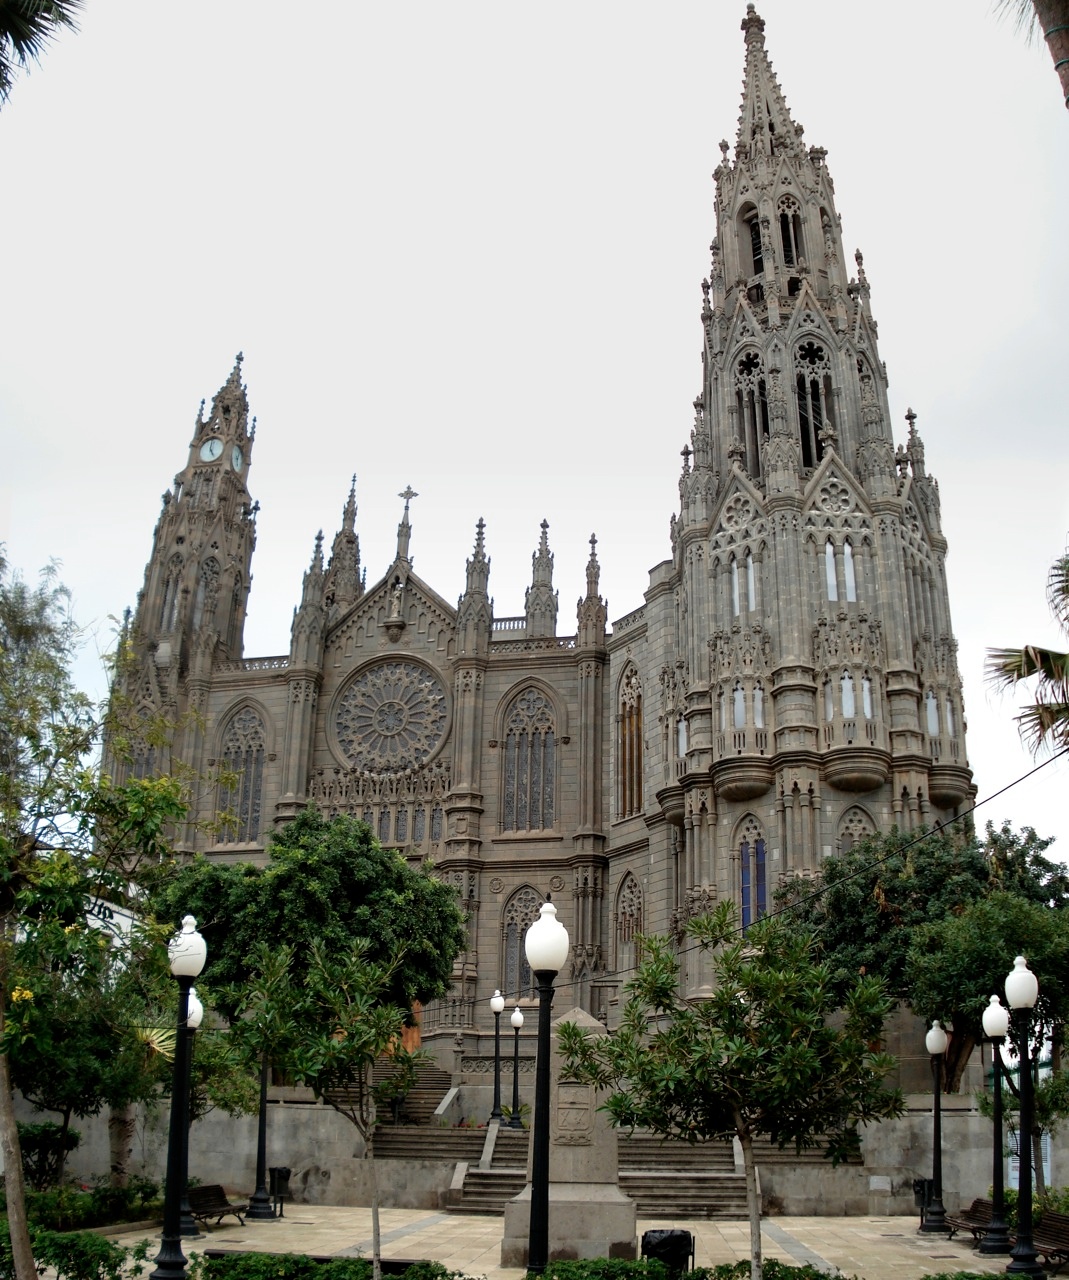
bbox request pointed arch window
[731,558,741,616]
[218,708,266,844]
[746,550,756,612]
[378,810,391,844]
[739,204,763,277]
[795,340,834,469]
[862,674,874,720]
[843,541,857,602]
[192,557,220,631]
[617,669,643,819]
[778,196,804,268]
[718,687,727,733]
[739,819,767,930]
[734,352,769,478]
[823,677,834,722]
[503,887,541,1001]
[615,873,643,976]
[159,554,183,632]
[503,688,556,831]
[926,689,940,737]
[676,715,688,757]
[841,671,856,718]
[945,696,956,738]
[825,539,838,601]
[753,682,765,729]
[733,681,746,729]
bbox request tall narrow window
[824,678,834,722]
[862,675,874,719]
[746,550,756,611]
[503,689,556,831]
[503,887,540,1001]
[718,688,726,732]
[795,339,834,469]
[926,690,940,737]
[753,682,765,728]
[378,810,391,844]
[192,557,220,631]
[740,833,767,930]
[825,539,838,601]
[731,558,741,616]
[616,873,643,975]
[618,670,644,819]
[733,682,746,729]
[218,708,266,844]
[676,715,687,757]
[741,208,763,276]
[734,352,769,478]
[843,541,857,602]
[945,697,956,737]
[778,197,804,267]
[159,554,183,632]
[841,671,856,718]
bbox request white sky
[2,2,1067,855]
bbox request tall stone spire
[324,475,363,617]
[577,533,607,650]
[524,519,558,638]
[735,4,806,164]
[457,518,492,657]
[395,485,417,564]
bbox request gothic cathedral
[120,7,972,1047]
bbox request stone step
[620,1171,749,1218]
[374,1125,486,1162]
[620,1133,735,1171]
[448,1167,528,1216]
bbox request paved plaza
[111,1207,1013,1280]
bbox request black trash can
[269,1166,292,1218]
[641,1229,695,1280]
[913,1177,933,1228]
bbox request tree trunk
[1033,1118,1046,1195]
[944,1028,976,1094]
[1033,1,1069,111]
[0,997,38,1280]
[109,1103,136,1187]
[736,1114,762,1280]
[366,1146,381,1280]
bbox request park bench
[1019,1210,1069,1273]
[945,1197,994,1241]
[187,1184,249,1227]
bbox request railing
[492,617,526,632]
[216,655,290,672]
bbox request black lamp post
[150,916,206,1280]
[980,994,1012,1256]
[179,987,204,1238]
[489,990,506,1122]
[246,1047,276,1220]
[1006,954,1045,1279]
[524,895,570,1277]
[919,1019,949,1233]
[509,1005,524,1129]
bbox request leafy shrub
[194,1258,468,1280]
[17,1122,80,1192]
[547,1262,667,1280]
[21,1182,156,1231]
[0,1220,148,1280]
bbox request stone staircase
[371,1060,454,1126]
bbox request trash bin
[913,1177,933,1228]
[268,1166,292,1218]
[641,1229,695,1280]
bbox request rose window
[335,661,448,773]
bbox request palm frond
[0,0,84,103]
[1048,554,1069,633]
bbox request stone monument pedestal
[500,1007,637,1267]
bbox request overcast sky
[2,2,1067,855]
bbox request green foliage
[191,1257,464,1280]
[18,1181,158,1232]
[559,902,903,1280]
[16,1121,79,1192]
[546,1261,667,1280]
[147,809,466,1023]
[686,1266,848,1280]
[373,1047,431,1120]
[0,1220,148,1280]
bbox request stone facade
[118,6,973,1057]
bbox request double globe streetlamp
[489,990,506,1123]
[979,994,1012,1256]
[509,1005,524,1129]
[1005,955,1044,1280]
[920,1019,949,1233]
[524,896,570,1276]
[150,916,206,1280]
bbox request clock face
[199,437,223,461]
[231,445,244,472]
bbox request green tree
[558,903,903,1280]
[0,550,186,1280]
[238,940,407,1280]
[987,547,1069,754]
[0,0,83,105]
[998,2,1069,113]
[147,808,467,1019]
[777,823,1063,1090]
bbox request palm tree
[998,0,1069,112]
[987,547,1069,755]
[0,0,83,106]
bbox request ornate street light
[524,895,570,1276]
[1006,955,1044,1279]
[509,1005,524,1129]
[246,1045,276,1220]
[179,988,205,1238]
[979,994,1012,1256]
[489,990,506,1122]
[150,916,206,1280]
[919,1019,949,1233]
